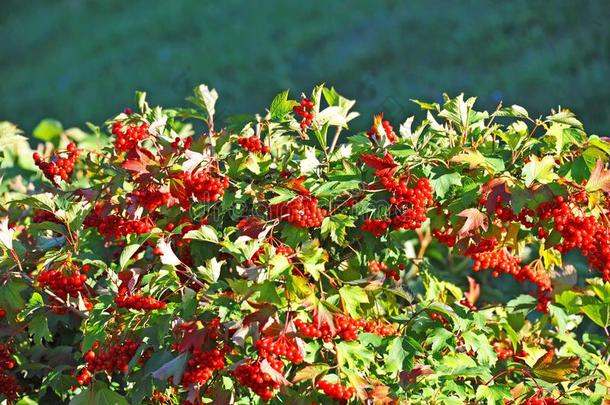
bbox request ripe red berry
[112,122,149,152]
[33,142,79,186]
[238,136,269,154]
[317,379,355,401]
[270,196,327,228]
[293,97,314,130]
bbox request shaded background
[1,0,609,134]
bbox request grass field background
[1,0,609,134]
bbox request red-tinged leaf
[169,178,188,205]
[466,276,480,305]
[177,321,214,353]
[286,176,311,196]
[456,208,488,238]
[360,152,397,170]
[236,216,267,238]
[481,178,511,213]
[122,159,149,175]
[315,301,336,335]
[368,384,393,403]
[292,363,330,383]
[242,304,276,327]
[344,370,369,401]
[182,149,212,173]
[399,364,434,385]
[124,146,158,170]
[586,159,610,192]
[531,348,580,383]
[72,188,98,202]
[260,358,292,386]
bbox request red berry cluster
[538,195,610,280]
[432,228,457,247]
[464,238,498,256]
[36,265,92,314]
[33,142,79,185]
[363,319,398,336]
[293,97,314,130]
[129,185,170,212]
[494,203,536,229]
[181,347,229,388]
[469,247,552,312]
[112,122,149,152]
[233,357,284,402]
[84,204,155,239]
[151,390,172,404]
[181,170,230,203]
[0,364,20,402]
[366,113,398,144]
[238,136,269,154]
[492,341,526,360]
[471,248,521,277]
[115,293,166,311]
[429,312,449,326]
[295,314,366,342]
[270,196,327,228]
[77,339,141,384]
[316,379,355,401]
[275,243,295,258]
[368,260,400,281]
[361,218,391,237]
[0,343,16,372]
[32,209,61,224]
[523,390,562,405]
[256,335,303,364]
[373,169,433,230]
[170,136,193,152]
[0,308,5,318]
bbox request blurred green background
[1,0,609,134]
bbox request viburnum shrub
[0,84,610,404]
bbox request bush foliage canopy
[0,85,609,404]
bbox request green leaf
[151,352,188,384]
[269,253,292,280]
[189,84,218,121]
[29,312,52,345]
[475,385,512,405]
[0,121,27,150]
[119,243,142,270]
[546,109,584,130]
[254,281,282,305]
[339,285,369,317]
[336,341,374,370]
[384,336,416,375]
[0,279,27,313]
[183,225,219,243]
[431,169,462,199]
[70,382,128,405]
[321,214,355,246]
[269,90,297,121]
[33,119,63,141]
[462,331,497,366]
[522,155,558,187]
[426,327,453,353]
[497,104,529,118]
[581,304,610,328]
